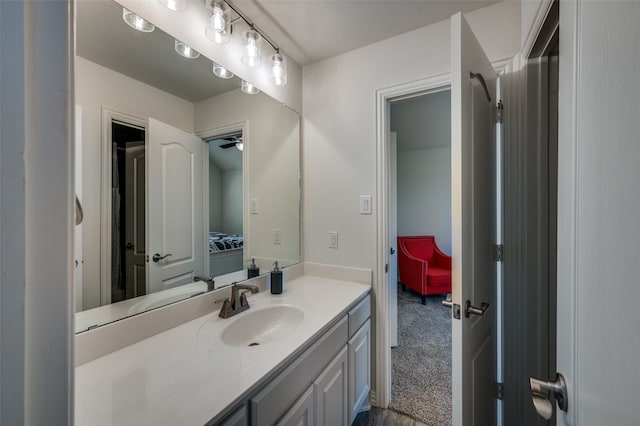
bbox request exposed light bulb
[241,80,260,95]
[205,1,231,44]
[236,142,244,151]
[212,63,234,79]
[159,0,187,12]
[241,30,262,68]
[122,8,155,33]
[271,53,287,86]
[175,40,199,59]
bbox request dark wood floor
[353,407,427,426]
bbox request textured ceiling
[232,0,500,65]
[76,0,501,101]
[76,0,241,103]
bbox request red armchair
[398,236,452,304]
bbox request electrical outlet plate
[360,195,372,214]
[328,231,338,248]
[250,198,259,214]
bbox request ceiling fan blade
[219,142,237,149]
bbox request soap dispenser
[247,258,260,278]
[270,261,283,294]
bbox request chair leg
[401,285,406,292]
[421,295,426,305]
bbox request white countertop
[75,276,369,425]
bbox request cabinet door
[220,405,247,426]
[276,385,314,426]
[314,346,348,426]
[349,320,371,424]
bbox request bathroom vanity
[75,275,371,425]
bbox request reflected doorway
[111,120,146,303]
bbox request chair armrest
[399,249,427,282]
[434,247,451,269]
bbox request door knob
[126,242,134,250]
[464,300,490,318]
[152,253,172,263]
[530,373,568,420]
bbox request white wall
[1,1,73,423]
[209,162,223,231]
[195,89,301,271]
[396,148,452,254]
[391,91,452,253]
[75,56,194,310]
[301,1,520,271]
[222,170,243,235]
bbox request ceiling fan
[219,135,243,150]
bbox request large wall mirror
[74,0,300,333]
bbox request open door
[147,118,205,292]
[450,13,497,425]
[389,132,398,347]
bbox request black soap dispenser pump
[247,258,260,278]
[271,261,283,294]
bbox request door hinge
[385,263,389,273]
[496,382,504,400]
[493,244,504,262]
[496,100,504,123]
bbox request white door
[552,1,640,423]
[147,118,205,292]
[389,132,398,347]
[450,13,496,425]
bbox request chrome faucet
[217,282,260,319]
[194,275,216,292]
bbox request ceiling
[76,0,241,103]
[233,0,500,66]
[76,0,501,102]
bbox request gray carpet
[389,286,452,425]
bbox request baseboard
[302,262,372,285]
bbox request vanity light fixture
[241,30,262,68]
[175,40,200,58]
[159,0,187,12]
[122,8,155,33]
[205,1,232,44]
[271,51,287,87]
[241,80,259,95]
[212,63,234,79]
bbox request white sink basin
[220,305,304,347]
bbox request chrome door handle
[464,300,490,318]
[530,373,568,420]
[442,298,453,308]
[152,253,172,263]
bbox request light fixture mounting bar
[224,0,279,53]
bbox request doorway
[386,89,453,424]
[110,120,146,303]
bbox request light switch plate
[273,229,281,245]
[328,231,338,249]
[360,195,372,214]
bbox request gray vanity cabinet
[313,346,349,425]
[276,385,314,425]
[215,293,370,426]
[347,296,372,425]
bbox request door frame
[100,107,146,306]
[196,120,250,276]
[374,74,451,406]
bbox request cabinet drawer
[348,294,370,338]
[250,316,348,426]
